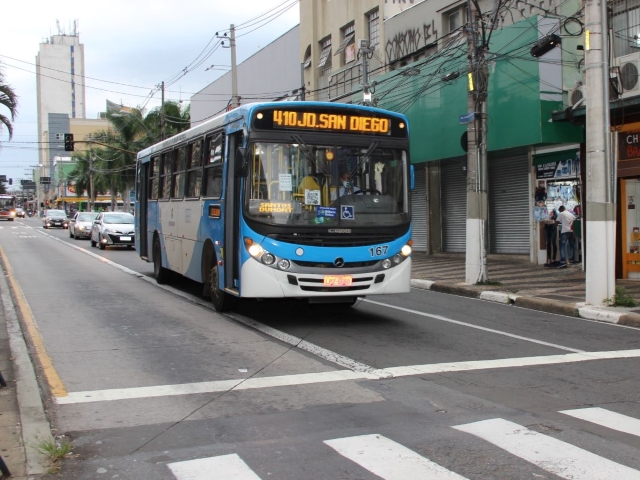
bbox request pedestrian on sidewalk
[557,205,575,268]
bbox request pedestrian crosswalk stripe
[560,407,640,438]
[324,434,467,480]
[167,453,261,479]
[452,418,640,479]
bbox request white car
[90,212,135,250]
[69,212,98,239]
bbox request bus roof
[137,101,409,161]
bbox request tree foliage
[0,62,18,141]
[68,102,190,209]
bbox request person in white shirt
[556,205,575,267]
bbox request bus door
[224,132,244,293]
[136,161,149,258]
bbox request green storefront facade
[355,14,584,256]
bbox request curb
[411,278,640,326]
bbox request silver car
[69,212,98,239]
[90,212,135,250]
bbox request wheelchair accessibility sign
[341,205,355,220]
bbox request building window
[317,37,332,74]
[303,45,312,68]
[367,9,380,50]
[613,0,640,57]
[335,23,356,65]
[448,9,462,33]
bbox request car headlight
[104,228,117,234]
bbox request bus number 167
[369,246,388,257]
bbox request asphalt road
[3,217,640,479]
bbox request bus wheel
[209,262,236,312]
[153,238,171,284]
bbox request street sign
[40,177,51,184]
[0,175,6,182]
[459,112,475,124]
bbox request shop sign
[535,156,580,179]
[619,131,640,160]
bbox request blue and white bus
[135,102,413,311]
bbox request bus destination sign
[252,107,407,138]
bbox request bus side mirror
[235,147,248,177]
[410,165,415,190]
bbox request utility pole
[160,81,165,141]
[360,40,373,105]
[584,0,615,304]
[465,0,489,284]
[230,24,240,108]
[89,147,94,212]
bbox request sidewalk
[2,252,640,479]
[410,252,640,326]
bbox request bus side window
[160,153,171,199]
[149,156,160,200]
[186,139,203,198]
[172,146,187,199]
[204,133,224,197]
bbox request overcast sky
[0,0,300,185]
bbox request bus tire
[153,238,171,284]
[209,262,236,312]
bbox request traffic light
[64,133,74,151]
[8,179,12,185]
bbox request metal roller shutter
[489,151,529,254]
[410,165,428,252]
[441,158,467,252]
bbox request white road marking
[324,434,467,480]
[168,453,261,479]
[55,349,640,404]
[453,418,640,479]
[363,299,585,352]
[560,407,640,437]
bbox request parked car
[15,207,25,218]
[42,209,69,229]
[69,212,98,239]
[90,212,135,250]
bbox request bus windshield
[244,142,409,227]
[0,197,15,210]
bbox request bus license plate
[323,275,352,286]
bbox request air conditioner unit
[568,85,585,107]
[617,52,640,98]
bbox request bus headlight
[262,253,276,265]
[401,244,412,256]
[393,254,402,264]
[382,258,392,269]
[248,243,263,258]
[278,259,291,270]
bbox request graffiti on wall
[385,20,438,63]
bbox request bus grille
[293,260,378,268]
[267,233,397,247]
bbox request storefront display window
[622,178,640,278]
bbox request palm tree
[0,63,18,141]
[145,100,191,139]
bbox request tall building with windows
[36,25,86,182]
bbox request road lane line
[168,454,261,479]
[324,434,467,479]
[55,349,640,404]
[0,245,67,397]
[363,299,584,353]
[453,418,640,479]
[560,408,640,437]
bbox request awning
[334,33,355,55]
[532,150,577,166]
[317,47,332,68]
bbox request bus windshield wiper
[292,134,315,164]
[350,141,379,178]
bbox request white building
[36,27,86,176]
